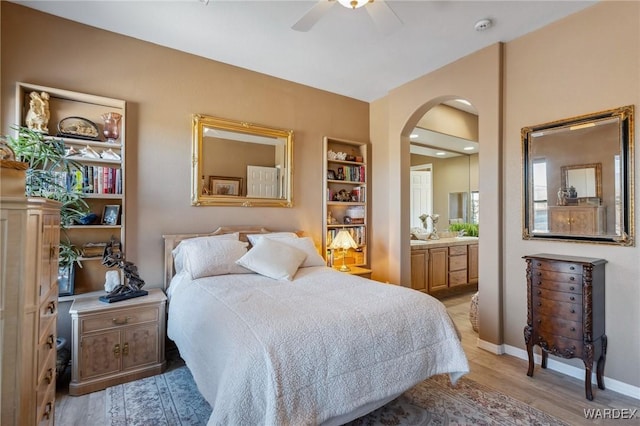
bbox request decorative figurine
[99,237,148,303]
[25,91,50,133]
[557,187,568,206]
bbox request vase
[101,112,122,143]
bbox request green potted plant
[7,126,89,295]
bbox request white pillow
[271,237,326,267]
[236,237,307,281]
[172,233,239,274]
[176,238,251,279]
[246,232,299,246]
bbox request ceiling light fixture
[337,0,370,9]
[410,134,418,139]
[474,18,493,32]
[436,152,446,156]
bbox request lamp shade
[329,230,358,251]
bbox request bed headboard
[162,226,272,290]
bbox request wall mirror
[522,105,634,245]
[191,114,293,207]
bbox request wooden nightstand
[334,265,372,279]
[68,288,167,396]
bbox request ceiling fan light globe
[337,0,369,9]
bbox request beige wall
[374,1,639,389]
[1,2,369,284]
[503,1,639,389]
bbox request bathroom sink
[455,236,479,241]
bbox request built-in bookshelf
[16,82,126,298]
[322,136,369,271]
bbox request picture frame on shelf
[327,170,336,180]
[102,205,120,225]
[209,176,243,196]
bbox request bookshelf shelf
[322,136,369,271]
[17,82,126,296]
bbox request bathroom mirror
[522,105,634,245]
[191,114,293,207]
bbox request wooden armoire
[1,196,61,425]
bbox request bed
[163,226,469,425]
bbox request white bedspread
[167,266,469,425]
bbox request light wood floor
[55,292,639,425]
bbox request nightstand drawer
[531,277,582,294]
[533,288,582,304]
[531,268,581,285]
[80,305,160,333]
[530,259,582,274]
[535,316,582,340]
[535,332,583,358]
[532,295,581,322]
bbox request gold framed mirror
[560,163,602,201]
[191,114,293,207]
[522,105,634,245]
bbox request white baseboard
[476,338,504,354]
[500,344,640,400]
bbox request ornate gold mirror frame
[191,114,293,207]
[522,105,634,245]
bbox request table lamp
[329,230,358,272]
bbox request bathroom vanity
[410,237,478,297]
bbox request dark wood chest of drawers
[523,253,607,400]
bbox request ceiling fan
[292,0,402,34]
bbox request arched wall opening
[369,43,503,348]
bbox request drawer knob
[123,342,129,356]
[114,344,121,358]
[44,368,53,385]
[46,301,56,314]
[570,266,575,270]
[43,402,52,420]
[537,272,542,276]
[537,302,542,307]
[536,262,541,266]
[570,296,575,301]
[571,327,576,332]
[46,334,55,349]
[537,319,542,324]
[571,309,576,314]
[537,281,542,285]
[112,316,132,325]
[569,276,575,281]
[570,286,575,291]
[537,290,542,295]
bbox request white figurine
[25,91,50,133]
[104,270,120,292]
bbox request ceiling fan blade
[366,0,402,35]
[292,1,336,32]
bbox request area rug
[106,366,569,426]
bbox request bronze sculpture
[99,237,148,303]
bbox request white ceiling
[13,0,596,103]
